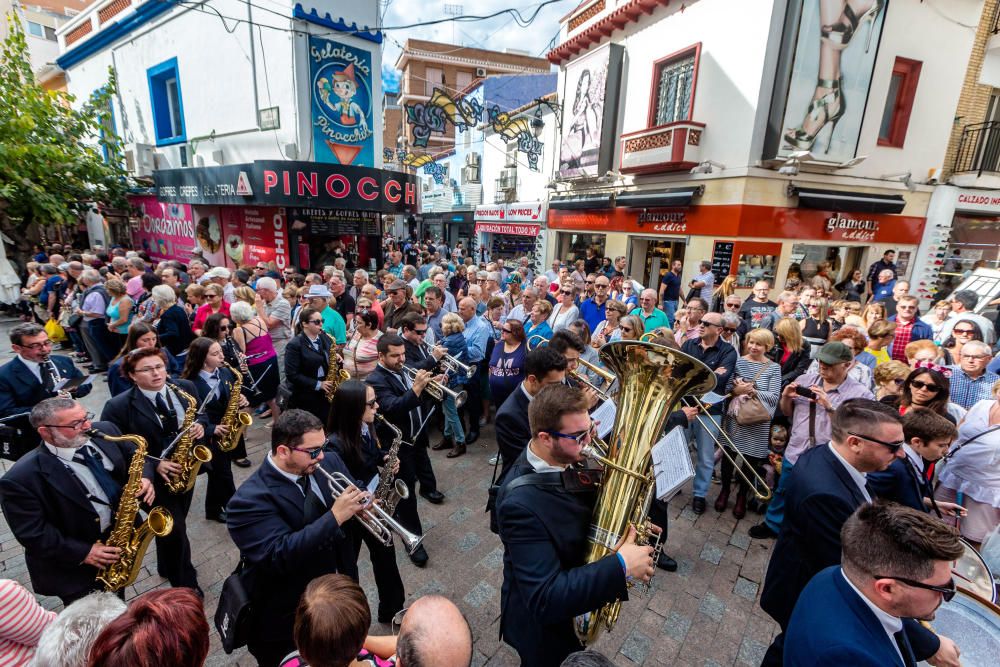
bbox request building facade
[0,0,88,89]
[545,0,984,301]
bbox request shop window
[557,232,605,264]
[648,45,699,127]
[878,57,921,148]
[147,58,186,146]
[736,255,778,289]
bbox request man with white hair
[432,272,457,312]
[124,257,146,301]
[329,273,355,327]
[31,592,126,667]
[187,259,208,285]
[254,276,292,357]
[206,266,235,304]
[759,291,801,331]
[533,275,556,306]
[948,340,1000,409]
[507,287,538,323]
[349,268,369,300]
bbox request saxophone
[85,428,174,592]
[323,333,351,402]
[218,363,252,452]
[165,385,213,494]
[373,414,408,516]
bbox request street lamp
[527,98,563,138]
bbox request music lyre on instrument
[401,365,467,408]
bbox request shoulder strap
[941,424,1000,464]
[506,471,563,493]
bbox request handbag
[44,318,67,343]
[215,558,254,653]
[734,363,771,426]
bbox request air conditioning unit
[123,143,156,177]
[499,168,517,190]
[462,165,481,184]
[466,152,481,166]
[475,67,487,77]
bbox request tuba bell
[574,340,715,645]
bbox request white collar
[903,444,924,474]
[520,382,534,402]
[44,441,90,462]
[199,368,220,382]
[17,354,41,370]
[526,441,567,473]
[139,386,169,403]
[266,452,304,484]
[828,442,871,502]
[840,569,904,644]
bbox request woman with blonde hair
[618,314,644,342]
[768,317,811,387]
[230,300,281,420]
[233,285,256,306]
[864,320,896,365]
[438,312,469,458]
[524,299,553,342]
[711,275,738,313]
[873,360,910,402]
[861,301,887,329]
[904,339,943,368]
[671,307,691,340]
[921,299,954,343]
[800,296,831,355]
[104,278,134,351]
[593,300,627,347]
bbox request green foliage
[0,14,130,232]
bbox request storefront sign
[309,36,375,166]
[474,222,541,237]
[291,208,380,236]
[823,214,880,241]
[636,209,688,233]
[154,161,418,213]
[220,207,290,270]
[474,202,546,223]
[956,190,1000,213]
[129,196,195,262]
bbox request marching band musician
[180,337,247,524]
[203,312,252,467]
[496,383,656,667]
[366,334,442,567]
[100,347,203,593]
[227,409,369,667]
[0,323,92,460]
[326,380,405,623]
[400,313,447,371]
[284,306,337,424]
[547,330,600,409]
[0,398,155,605]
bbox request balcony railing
[954,121,1000,176]
[992,1,1000,34]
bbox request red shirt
[890,319,914,361]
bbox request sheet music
[590,399,617,439]
[699,391,727,406]
[652,426,695,500]
[366,474,380,495]
[54,375,93,392]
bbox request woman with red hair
[86,588,209,667]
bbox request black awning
[615,186,704,209]
[792,186,906,214]
[549,194,613,210]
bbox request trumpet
[402,365,467,408]
[422,342,476,379]
[312,467,424,554]
[683,396,772,501]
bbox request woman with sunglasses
[435,313,470,458]
[896,365,965,424]
[935,378,1000,548]
[617,314,644,342]
[873,360,910,403]
[612,278,638,309]
[283,306,336,424]
[489,318,527,413]
[548,284,580,333]
[343,310,382,381]
[524,300,553,343]
[592,300,627,347]
[325,381,405,623]
[192,284,230,337]
[107,322,182,396]
[940,320,983,365]
[202,312,252,467]
[800,297,831,356]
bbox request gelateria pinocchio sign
[548,205,926,244]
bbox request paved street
[0,316,778,666]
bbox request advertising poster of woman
[558,43,624,178]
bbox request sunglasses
[910,380,940,393]
[290,446,324,460]
[585,280,595,285]
[307,319,323,325]
[219,325,230,331]
[620,326,633,333]
[953,329,975,335]
[561,291,573,295]
[846,431,905,453]
[501,328,513,334]
[873,575,956,601]
[413,329,428,335]
[366,399,378,408]
[723,327,738,333]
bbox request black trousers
[394,446,423,536]
[204,442,236,517]
[413,442,437,494]
[153,480,200,590]
[647,498,670,546]
[248,639,295,667]
[348,522,405,618]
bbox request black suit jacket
[403,338,438,372]
[326,432,385,487]
[366,365,429,447]
[189,367,239,441]
[0,422,155,598]
[495,385,531,480]
[284,333,331,409]
[867,457,929,514]
[226,451,359,643]
[156,304,195,356]
[0,355,91,459]
[497,452,627,667]
[99,380,199,459]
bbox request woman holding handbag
[718,328,782,519]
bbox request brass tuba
[574,340,715,644]
[324,333,350,402]
[218,363,252,452]
[85,428,174,591]
[165,385,213,494]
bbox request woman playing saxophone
[325,380,405,623]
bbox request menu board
[711,240,735,280]
[291,208,380,236]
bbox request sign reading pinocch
[309,35,375,167]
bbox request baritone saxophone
[85,428,173,591]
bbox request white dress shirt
[45,442,114,531]
[840,569,904,664]
[266,453,324,502]
[828,442,871,503]
[17,355,60,385]
[527,442,567,473]
[138,386,185,429]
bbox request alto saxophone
[85,429,174,592]
[373,414,408,516]
[323,333,350,402]
[165,385,213,494]
[218,363,252,452]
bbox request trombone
[528,334,616,402]
[422,342,476,379]
[682,395,772,501]
[313,467,424,554]
[402,365,467,408]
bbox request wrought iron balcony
[954,121,1000,177]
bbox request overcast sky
[379,0,573,91]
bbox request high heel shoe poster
[775,0,889,163]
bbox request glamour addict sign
[154,161,419,213]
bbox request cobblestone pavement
[0,317,778,666]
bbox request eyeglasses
[290,446,324,460]
[545,422,594,445]
[725,303,740,309]
[19,340,52,350]
[133,364,167,374]
[561,291,573,295]
[307,319,323,325]
[723,327,738,333]
[501,328,513,334]
[688,306,705,311]
[701,322,721,329]
[847,431,905,453]
[910,380,941,393]
[953,329,976,336]
[43,412,94,430]
[872,575,956,602]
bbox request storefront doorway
[786,244,867,290]
[939,214,1000,293]
[628,237,686,289]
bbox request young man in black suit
[227,409,368,667]
[100,347,204,592]
[496,383,656,667]
[283,306,336,423]
[399,313,446,372]
[366,334,443,567]
[759,399,956,667]
[0,398,155,605]
[0,323,91,460]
